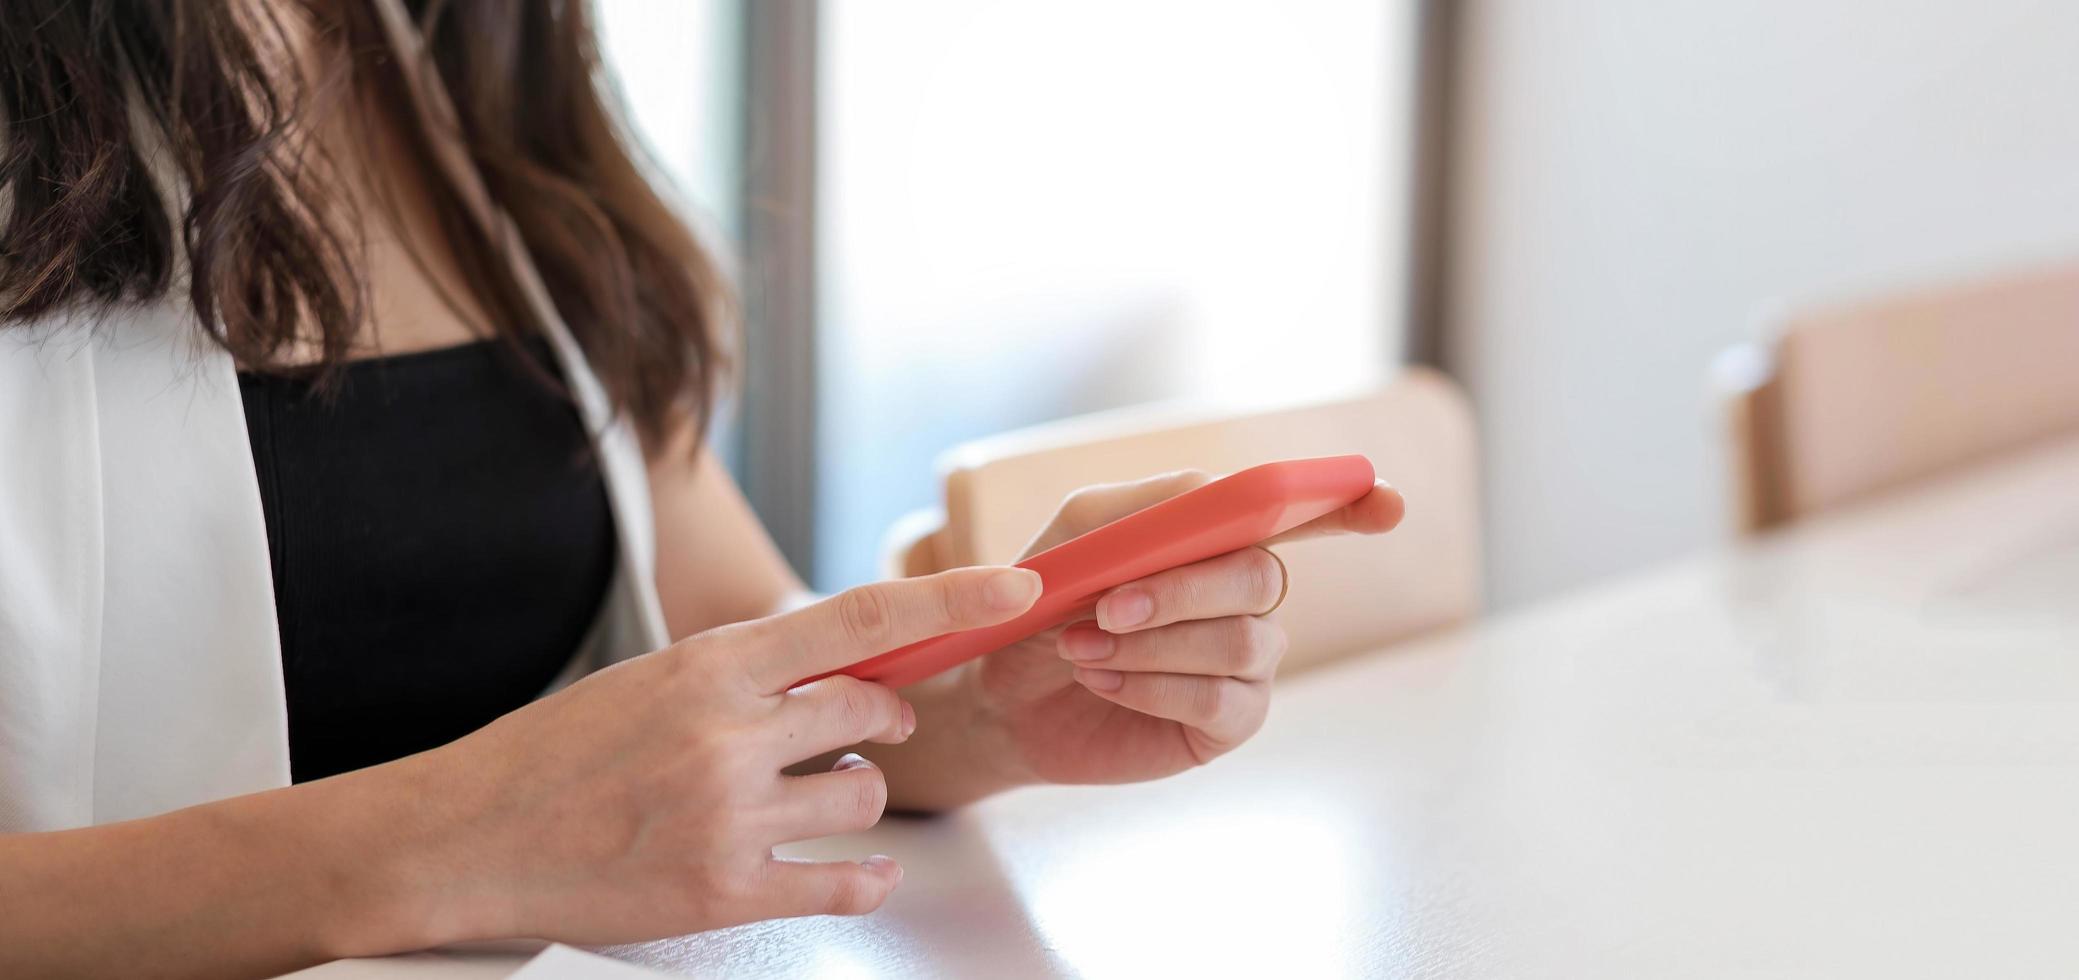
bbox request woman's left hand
[958,470,1405,786]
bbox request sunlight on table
[1015,801,1376,979]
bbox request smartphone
[802,454,1378,689]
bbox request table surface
[293,436,2079,979]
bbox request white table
[297,437,2079,978]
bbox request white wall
[1449,0,2079,606]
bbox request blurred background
[595,0,2079,603]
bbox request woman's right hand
[392,564,1043,947]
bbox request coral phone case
[805,454,1377,689]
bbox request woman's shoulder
[1,296,231,454]
[1,113,198,372]
[3,299,205,368]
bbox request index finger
[1260,481,1405,546]
[734,565,1043,693]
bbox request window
[816,0,1416,587]
[595,0,750,474]
[599,1,1419,590]
[594,0,743,242]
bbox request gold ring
[1255,547,1290,617]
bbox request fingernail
[985,567,1043,611]
[1074,667,1124,692]
[1058,628,1115,662]
[900,701,917,739]
[1096,590,1152,631]
[863,854,903,881]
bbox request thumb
[1021,469,1214,557]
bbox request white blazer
[0,1,671,833]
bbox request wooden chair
[881,369,1481,674]
[1719,262,2079,533]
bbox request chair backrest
[883,369,1481,673]
[1722,262,2079,533]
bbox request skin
[781,468,1407,810]
[0,35,1408,980]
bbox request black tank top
[238,336,618,782]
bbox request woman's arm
[2,569,1042,978]
[647,430,811,639]
[0,753,476,978]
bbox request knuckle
[823,872,868,916]
[1221,617,1264,672]
[1252,619,1290,672]
[847,770,890,827]
[1245,549,1285,607]
[699,808,751,856]
[686,827,746,879]
[687,623,763,692]
[834,586,894,649]
[933,574,967,626]
[718,862,770,911]
[687,748,756,810]
[1175,571,1214,614]
[1145,573,1184,613]
[826,677,881,734]
[1240,696,1271,738]
[1194,677,1234,723]
[716,752,767,802]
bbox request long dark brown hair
[0,0,729,447]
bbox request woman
[0,1,1404,976]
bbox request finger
[771,676,915,761]
[1261,480,1405,546]
[1020,469,1214,556]
[744,854,904,921]
[767,753,892,843]
[1056,616,1286,681]
[1069,669,1270,747]
[1092,546,1285,634]
[736,565,1042,693]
